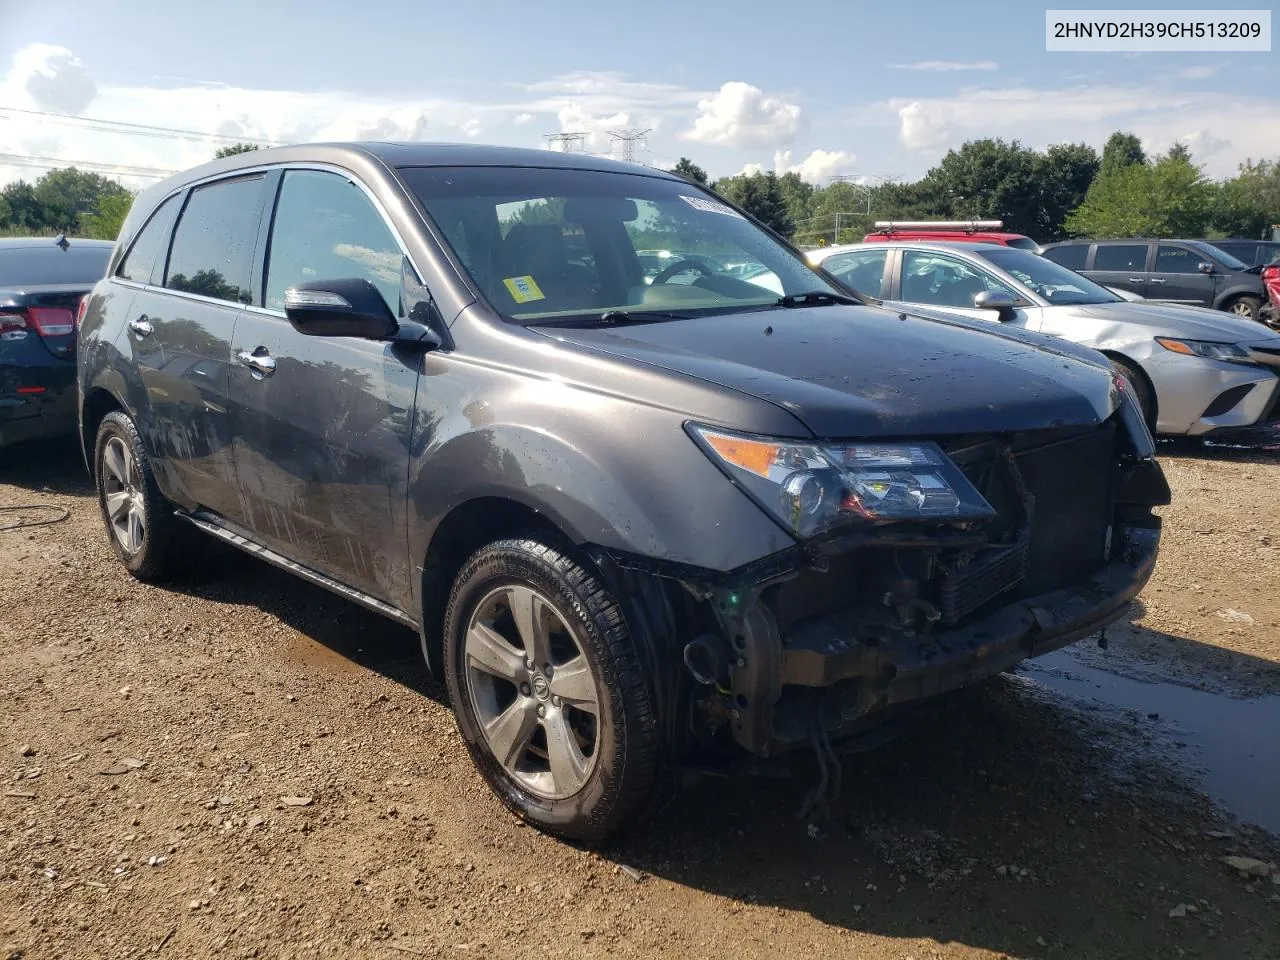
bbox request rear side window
[264,170,406,314]
[1155,245,1201,273]
[117,194,179,284]
[164,175,266,305]
[820,248,888,297]
[0,245,111,286]
[1043,244,1087,269]
[1092,244,1148,272]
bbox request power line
[0,152,178,180]
[607,128,651,164]
[0,105,278,147]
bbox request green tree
[1066,147,1213,238]
[713,171,793,236]
[1033,142,1100,240]
[215,143,260,159]
[1100,131,1146,176]
[1212,159,1280,237]
[2,181,53,232]
[669,157,708,185]
[81,191,135,240]
[33,168,130,233]
[914,138,1042,236]
[777,172,815,228]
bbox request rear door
[1149,243,1216,306]
[120,174,269,520]
[228,167,420,604]
[1086,242,1151,298]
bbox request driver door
[893,249,1033,329]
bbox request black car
[1041,238,1269,322]
[1,236,113,448]
[1202,238,1280,268]
[78,143,1169,841]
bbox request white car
[809,241,1280,437]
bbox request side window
[1155,245,1202,273]
[164,175,266,305]
[821,249,887,297]
[1043,244,1087,270]
[899,251,1017,308]
[265,170,406,315]
[117,194,179,284]
[1093,244,1148,272]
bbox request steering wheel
[650,259,717,285]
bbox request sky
[1,0,1277,192]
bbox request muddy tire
[1110,357,1156,433]
[93,410,195,582]
[443,538,659,843]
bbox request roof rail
[872,220,1005,233]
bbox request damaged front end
[597,382,1169,761]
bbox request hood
[532,304,1118,438]
[1061,301,1275,342]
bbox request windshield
[398,166,840,322]
[0,245,112,287]
[978,247,1120,305]
[1006,237,1042,252]
[1191,241,1248,270]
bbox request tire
[93,410,194,582]
[443,538,659,843]
[1109,357,1156,433]
[1225,295,1262,323]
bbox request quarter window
[117,194,179,284]
[164,176,266,305]
[264,170,406,314]
[899,251,1017,308]
[820,249,888,297]
[1092,244,1148,272]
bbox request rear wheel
[443,538,659,843]
[94,411,194,582]
[1226,295,1262,322]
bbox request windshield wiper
[530,309,697,328]
[774,290,860,307]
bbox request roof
[0,236,115,250]
[809,240,1011,263]
[865,229,1029,242]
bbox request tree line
[671,132,1280,245]
[3,135,1276,246]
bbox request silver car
[809,241,1280,437]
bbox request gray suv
[1042,238,1268,322]
[78,143,1169,841]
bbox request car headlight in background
[688,426,995,538]
[1155,338,1251,363]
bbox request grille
[938,539,1028,625]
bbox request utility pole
[607,128,652,164]
[543,132,588,153]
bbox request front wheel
[442,539,659,842]
[1225,295,1262,323]
[1110,358,1156,433]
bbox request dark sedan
[1,236,113,448]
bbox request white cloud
[888,60,998,72]
[1177,65,1218,80]
[3,44,97,114]
[738,161,766,176]
[682,81,803,148]
[460,118,483,138]
[897,101,951,151]
[774,148,856,182]
[884,84,1280,175]
[513,112,535,125]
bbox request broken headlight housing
[689,425,995,538]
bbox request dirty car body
[78,143,1170,839]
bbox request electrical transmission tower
[607,128,652,163]
[544,132,589,153]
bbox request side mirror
[973,289,1018,321]
[283,279,398,339]
[1197,261,1215,274]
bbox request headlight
[688,425,995,538]
[1155,338,1251,362]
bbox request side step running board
[181,512,418,629]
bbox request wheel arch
[79,384,128,472]
[1099,350,1158,431]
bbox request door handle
[237,349,276,379]
[1148,278,1167,284]
[1128,278,1145,284]
[127,317,154,337]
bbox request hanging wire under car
[0,504,71,531]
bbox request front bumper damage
[594,419,1169,761]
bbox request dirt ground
[2,437,1278,960]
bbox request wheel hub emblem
[531,674,551,701]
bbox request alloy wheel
[1231,301,1254,317]
[102,436,145,556]
[464,583,602,800]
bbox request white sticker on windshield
[679,195,744,219]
